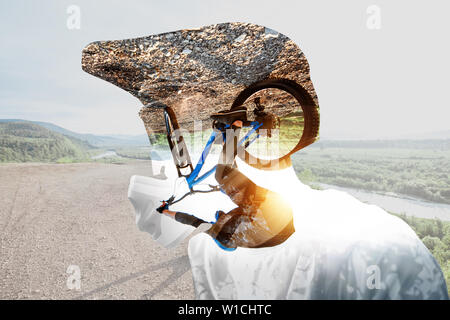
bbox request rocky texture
[82,22,319,134]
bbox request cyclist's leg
[215,124,248,188]
[216,125,240,170]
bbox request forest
[292,145,450,204]
[395,214,450,295]
[0,122,92,163]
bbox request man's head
[81,22,318,135]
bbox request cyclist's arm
[160,209,177,218]
[161,209,208,228]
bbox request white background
[0,0,449,139]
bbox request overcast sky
[0,0,449,139]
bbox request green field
[292,145,450,204]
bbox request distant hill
[0,119,149,147]
[0,122,93,162]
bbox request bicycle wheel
[231,79,319,170]
[163,107,193,177]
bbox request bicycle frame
[184,121,262,190]
[154,103,263,204]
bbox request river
[91,150,118,159]
[319,183,450,221]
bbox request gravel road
[0,161,196,300]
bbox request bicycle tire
[231,79,320,170]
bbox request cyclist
[157,108,295,250]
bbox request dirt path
[0,161,195,300]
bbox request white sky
[0,0,449,138]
